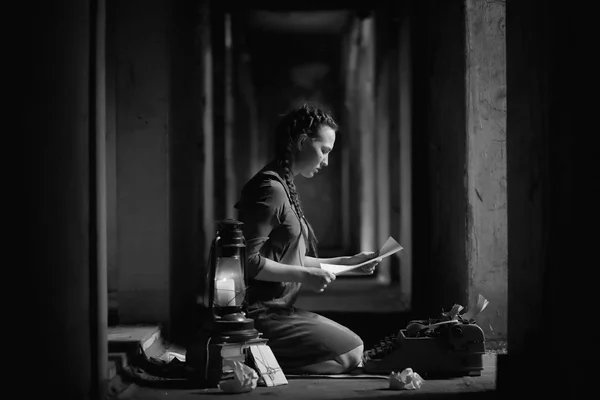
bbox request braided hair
[274,103,339,258]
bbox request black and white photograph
[23,0,585,399]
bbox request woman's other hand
[344,251,382,275]
[302,268,336,292]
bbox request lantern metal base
[212,312,261,344]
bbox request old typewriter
[363,304,486,377]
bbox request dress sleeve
[236,180,287,279]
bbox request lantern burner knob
[222,312,248,322]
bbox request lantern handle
[214,235,221,258]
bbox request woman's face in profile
[295,125,336,178]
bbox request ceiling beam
[223,0,376,13]
[245,10,352,34]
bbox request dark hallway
[21,0,591,399]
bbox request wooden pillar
[27,0,95,397]
[499,0,586,396]
[465,0,508,341]
[232,12,260,196]
[397,9,413,307]
[114,0,171,327]
[200,0,214,259]
[106,0,119,322]
[341,18,360,252]
[237,48,261,179]
[91,0,109,394]
[374,14,392,285]
[410,0,469,314]
[224,13,236,218]
[357,16,377,254]
[168,0,213,343]
[212,4,227,220]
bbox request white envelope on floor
[249,343,288,386]
[321,236,403,276]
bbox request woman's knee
[336,344,364,371]
[291,344,364,374]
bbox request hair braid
[277,139,319,257]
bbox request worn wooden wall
[465,0,507,341]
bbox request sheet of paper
[321,236,403,276]
[461,294,490,321]
[377,236,404,259]
[319,263,357,275]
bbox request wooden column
[106,0,119,322]
[410,0,469,315]
[200,0,214,259]
[168,0,213,343]
[211,4,227,220]
[114,0,171,326]
[341,18,360,252]
[499,0,585,396]
[398,9,413,307]
[465,0,508,341]
[224,13,236,218]
[357,17,377,254]
[91,0,109,394]
[374,11,392,284]
[27,0,95,397]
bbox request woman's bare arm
[254,258,308,282]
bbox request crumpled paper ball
[218,361,259,393]
[389,368,425,390]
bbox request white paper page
[461,294,490,321]
[321,236,403,276]
[320,263,356,275]
[377,236,404,259]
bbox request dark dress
[234,163,363,370]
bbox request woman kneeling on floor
[235,103,381,374]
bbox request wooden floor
[108,354,497,399]
[106,303,504,399]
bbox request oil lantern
[200,219,259,343]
